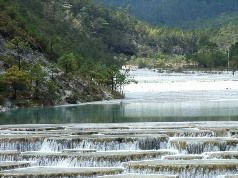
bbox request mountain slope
[1,0,238,112]
[0,0,148,110]
[96,0,238,28]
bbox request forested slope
[0,0,147,109]
[95,0,238,70]
[97,0,238,28]
[1,0,238,111]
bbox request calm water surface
[1,69,238,124]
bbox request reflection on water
[0,100,238,124]
[1,69,238,124]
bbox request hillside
[94,0,238,70]
[0,0,147,110]
[1,0,238,111]
[96,0,238,28]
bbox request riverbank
[1,68,238,124]
[0,105,9,112]
[0,89,122,113]
[0,67,237,121]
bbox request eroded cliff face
[0,35,112,111]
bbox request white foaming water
[124,69,238,102]
[120,69,238,119]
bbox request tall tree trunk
[13,87,17,100]
[18,57,21,70]
[65,63,68,75]
[34,80,39,99]
[49,40,53,61]
[111,77,114,92]
[227,48,230,71]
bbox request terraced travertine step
[100,128,215,137]
[0,162,31,171]
[62,149,97,153]
[0,129,99,136]
[21,150,176,167]
[0,150,20,161]
[0,125,66,131]
[0,167,123,178]
[194,123,238,137]
[0,135,48,152]
[0,125,215,137]
[125,159,238,178]
[39,134,169,152]
[0,121,237,129]
[169,137,238,154]
[0,122,238,177]
[98,174,179,178]
[66,122,238,135]
[0,134,168,153]
[162,154,203,160]
[204,151,238,159]
[0,122,236,138]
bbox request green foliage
[58,53,78,75]
[0,76,5,93]
[97,0,238,28]
[0,0,142,66]
[137,58,147,69]
[0,55,15,68]
[0,61,62,105]
[1,0,238,108]
[30,64,47,82]
[192,48,226,68]
[3,65,30,99]
[29,64,47,99]
[6,36,30,52]
[43,80,60,105]
[1,0,237,68]
[5,37,30,70]
[230,42,238,71]
[105,65,131,93]
[0,76,5,105]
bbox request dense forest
[0,0,143,108]
[97,0,238,28]
[96,0,238,69]
[0,0,238,110]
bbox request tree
[114,70,127,94]
[0,75,6,105]
[6,37,30,70]
[105,65,129,93]
[58,52,78,75]
[43,80,60,105]
[106,65,119,92]
[4,66,30,99]
[30,64,47,99]
[230,42,238,75]
[48,37,61,62]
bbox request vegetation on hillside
[97,0,238,28]
[96,0,238,70]
[0,0,138,108]
[0,0,238,110]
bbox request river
[0,69,238,124]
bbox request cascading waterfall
[0,151,20,161]
[21,150,174,167]
[39,135,168,152]
[0,122,238,177]
[128,167,238,178]
[0,137,44,152]
[168,137,238,154]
